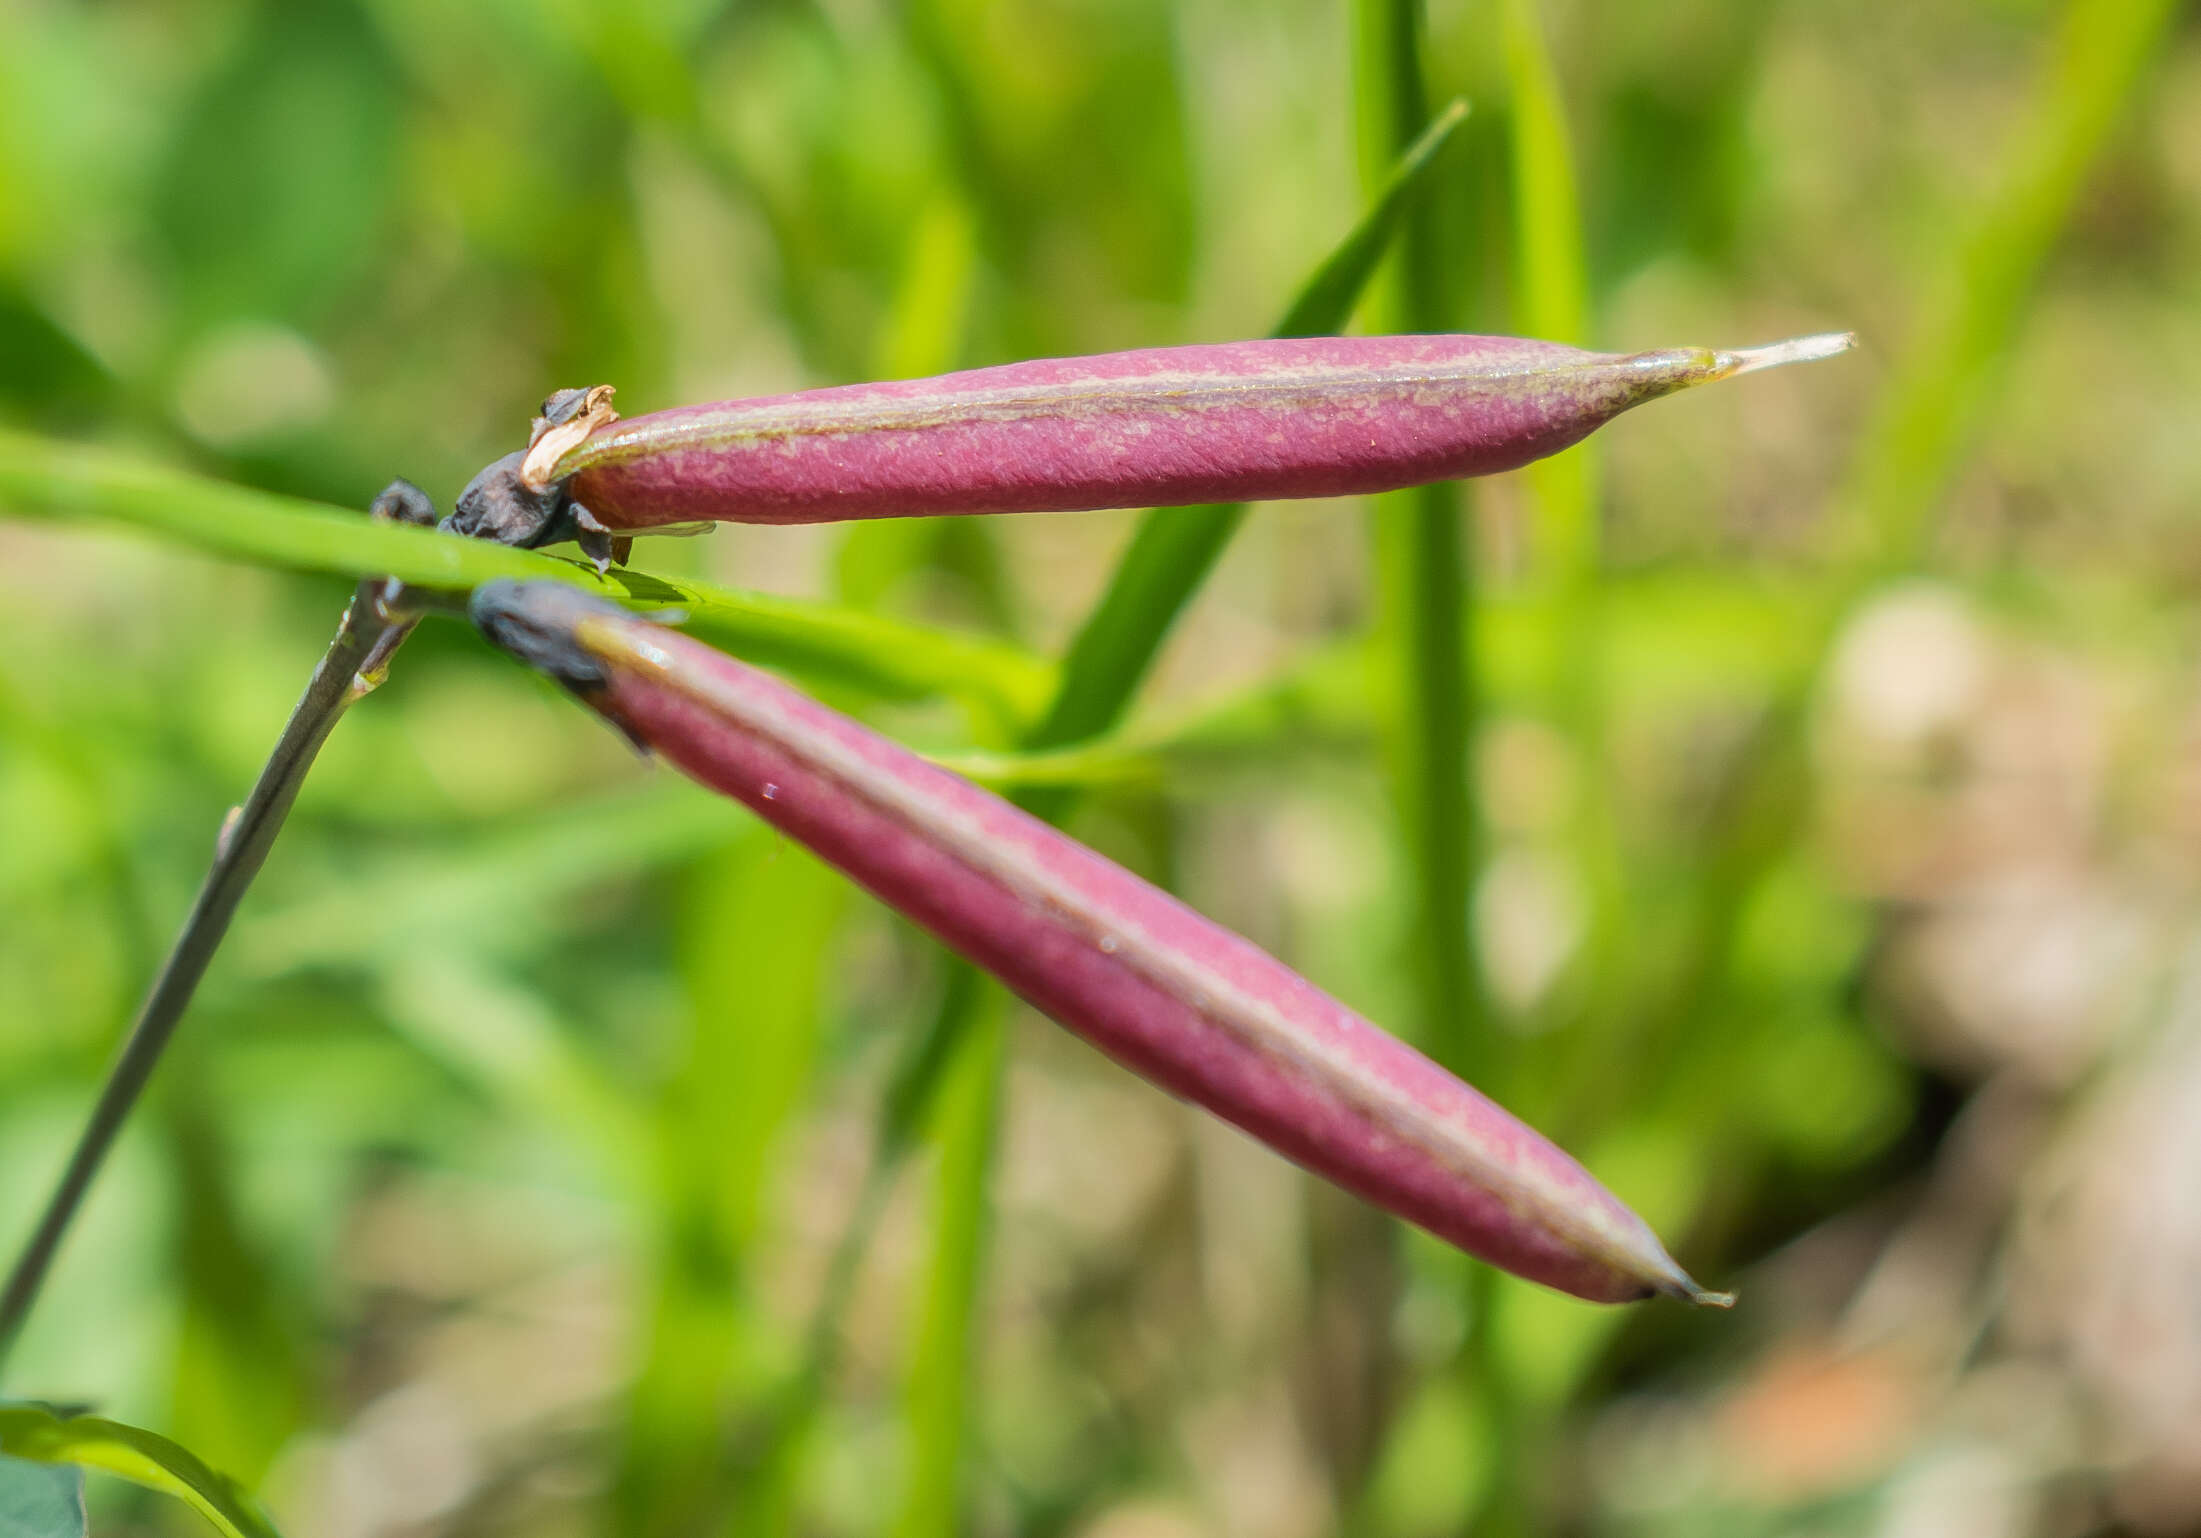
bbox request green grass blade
[891,1001,1004,1538]
[616,842,848,1538]
[0,431,1053,721]
[1024,508,1241,753]
[1276,97,1470,341]
[1500,0,1594,584]
[1499,0,1584,346]
[1346,5,1494,1531]
[1497,0,1629,1039]
[838,192,1000,623]
[1369,493,1478,1071]
[0,1405,280,1538]
[1356,0,1485,1076]
[1031,95,1468,754]
[1452,12,1600,1534]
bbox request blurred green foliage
[3,0,2198,1535]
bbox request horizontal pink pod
[471,580,1728,1306]
[547,331,1850,529]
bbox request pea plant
[0,58,1861,1525]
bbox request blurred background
[3,0,2200,1534]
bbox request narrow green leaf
[0,1405,279,1538]
[891,1004,1004,1538]
[1500,0,1595,583]
[1275,97,1469,341]
[1030,95,1470,755]
[613,838,848,1538]
[1498,0,1629,1045]
[1499,0,1584,352]
[0,430,1053,722]
[1348,10,1500,1537]
[1355,0,1486,1075]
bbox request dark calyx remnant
[468,578,654,754]
[468,578,624,693]
[382,387,630,571]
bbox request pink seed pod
[471,579,1731,1307]
[532,331,1850,531]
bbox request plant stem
[1357,0,1487,1081]
[0,580,414,1380]
[1348,5,1501,1535]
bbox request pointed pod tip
[1715,331,1857,379]
[1655,1270,1736,1309]
[1638,1250,1735,1309]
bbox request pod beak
[1712,330,1858,380]
[1671,1277,1739,1309]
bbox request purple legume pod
[471,579,1732,1307]
[537,331,1850,530]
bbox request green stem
[1498,0,1625,1047]
[0,581,413,1378]
[1356,0,1486,1080]
[0,429,1054,723]
[1026,97,1468,762]
[1350,5,1500,1535]
[890,1000,1004,1538]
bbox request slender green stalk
[1500,0,1601,735]
[1356,0,1485,1083]
[1342,5,1499,1535]
[1033,101,1469,758]
[0,580,412,1378]
[1371,494,1478,1069]
[1498,0,1632,1148]
[890,1004,1004,1538]
[0,429,1054,723]
[709,964,992,1538]
[1474,9,1595,1534]
[613,843,846,1538]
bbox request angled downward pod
[472,579,1734,1308]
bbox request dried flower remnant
[471,579,1733,1307]
[505,331,1852,538]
